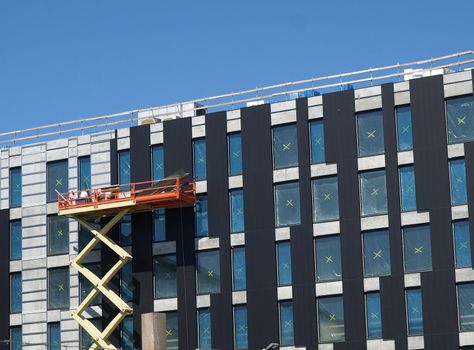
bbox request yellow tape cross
[286,199,294,207]
[371,188,379,196]
[55,178,63,187]
[329,314,336,321]
[458,116,467,125]
[207,270,214,278]
[373,250,382,259]
[414,246,423,254]
[367,130,376,138]
[282,142,291,151]
[325,256,333,264]
[323,193,331,201]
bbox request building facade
[1,69,474,350]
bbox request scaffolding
[58,175,196,349]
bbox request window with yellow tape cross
[403,224,432,273]
[363,229,391,277]
[197,250,220,294]
[47,215,69,256]
[273,123,298,169]
[357,109,385,157]
[275,181,301,227]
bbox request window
[359,170,388,217]
[196,195,209,237]
[446,95,474,144]
[10,327,21,350]
[273,124,298,169]
[10,272,21,314]
[118,150,131,185]
[406,288,423,335]
[80,318,101,349]
[78,156,91,191]
[457,283,474,331]
[366,292,382,339]
[153,209,166,242]
[450,158,468,205]
[47,160,68,202]
[154,254,177,299]
[196,250,220,294]
[318,296,345,343]
[403,225,432,273]
[79,263,101,306]
[232,247,246,291]
[122,316,133,350]
[310,120,325,164]
[230,189,245,233]
[362,229,391,277]
[274,182,301,227]
[454,220,472,268]
[120,214,132,246]
[197,308,211,349]
[228,133,243,176]
[315,235,342,282]
[152,145,164,181]
[166,312,179,350]
[279,301,294,346]
[10,167,21,208]
[277,241,292,286]
[47,215,69,256]
[396,106,413,151]
[48,267,70,310]
[357,110,385,157]
[312,176,339,222]
[10,220,21,261]
[121,261,133,303]
[193,138,207,180]
[48,323,61,350]
[78,220,100,251]
[400,165,417,211]
[234,305,248,349]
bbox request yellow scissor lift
[58,176,196,349]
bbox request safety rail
[2,50,474,147]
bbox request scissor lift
[58,175,196,349]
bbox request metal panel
[0,209,9,343]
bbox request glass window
[193,138,207,181]
[10,272,22,314]
[366,292,382,339]
[277,242,292,286]
[198,308,211,349]
[400,165,417,212]
[78,156,91,191]
[232,247,246,291]
[197,250,220,294]
[396,106,413,151]
[406,288,423,335]
[120,214,132,246]
[273,124,298,169]
[48,267,70,310]
[154,254,177,299]
[121,261,133,303]
[458,283,474,331]
[315,235,342,282]
[79,263,102,306]
[450,158,468,205]
[47,215,69,256]
[403,225,432,273]
[10,326,21,350]
[10,167,21,208]
[357,110,385,157]
[196,195,208,237]
[228,133,243,176]
[152,145,164,181]
[78,220,101,251]
[312,176,339,222]
[275,182,301,227]
[310,120,325,164]
[153,208,166,242]
[318,295,345,343]
[80,318,101,349]
[48,322,61,350]
[118,150,131,185]
[279,301,294,346]
[47,160,68,202]
[360,170,388,217]
[234,305,248,349]
[446,95,474,144]
[166,311,179,350]
[362,229,391,277]
[122,316,133,350]
[454,220,472,268]
[10,220,21,261]
[230,189,245,233]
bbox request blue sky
[0,0,473,132]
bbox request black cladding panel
[0,209,9,343]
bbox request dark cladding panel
[469,69,474,266]
[241,104,279,348]
[0,209,9,342]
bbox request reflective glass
[312,176,339,222]
[406,288,423,335]
[450,158,468,205]
[79,220,100,251]
[10,220,21,261]
[80,319,101,349]
[315,235,342,282]
[396,106,413,151]
[153,208,166,242]
[10,273,22,314]
[318,296,345,343]
[47,215,69,256]
[454,220,472,268]
[197,250,220,294]
[80,263,102,306]
[363,229,391,277]
[230,189,245,233]
[120,214,132,246]
[279,301,294,346]
[196,195,209,237]
[10,167,21,208]
[10,327,21,350]
[229,133,243,176]
[400,165,417,211]
[275,182,301,227]
[273,124,298,169]
[357,110,385,157]
[121,261,133,303]
[48,267,70,310]
[310,120,325,164]
[122,316,133,350]
[154,255,177,299]
[403,225,432,273]
[119,150,131,185]
[277,242,292,286]
[360,170,388,216]
[458,283,474,331]
[47,160,68,202]
[198,309,211,349]
[446,95,474,144]
[152,145,164,181]
[234,305,248,349]
[48,323,61,350]
[366,292,382,339]
[78,156,91,191]
[232,247,246,291]
[194,139,207,180]
[166,311,179,350]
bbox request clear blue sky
[1,0,473,132]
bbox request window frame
[78,156,91,192]
[365,292,382,339]
[449,157,468,206]
[278,300,294,346]
[405,288,424,336]
[228,132,243,176]
[399,165,417,212]
[402,224,433,273]
[272,123,299,170]
[193,138,207,181]
[10,220,22,261]
[453,220,472,269]
[10,272,22,314]
[46,159,68,203]
[47,267,70,310]
[229,188,245,233]
[359,168,388,217]
[362,229,391,278]
[309,119,325,164]
[153,253,177,299]
[317,295,345,343]
[314,234,343,283]
[312,175,340,223]
[47,214,70,256]
[196,249,221,295]
[445,94,474,145]
[356,109,385,157]
[233,305,248,350]
[9,167,22,208]
[395,105,413,151]
[47,322,61,350]
[232,247,246,291]
[274,181,301,227]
